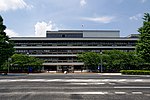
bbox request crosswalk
[0,78,150,100]
[0,91,147,95]
[0,79,150,82]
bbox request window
[62,34,65,38]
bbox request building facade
[11,30,138,72]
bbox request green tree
[103,50,126,72]
[123,51,144,70]
[136,13,150,63]
[103,50,143,72]
[11,54,44,72]
[0,15,14,68]
[78,52,100,71]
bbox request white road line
[68,83,88,85]
[114,86,150,89]
[108,83,116,85]
[66,92,109,95]
[132,92,143,94]
[101,79,111,82]
[134,79,143,82]
[0,91,145,95]
[68,83,106,85]
[0,79,149,82]
[115,92,127,94]
[118,79,127,82]
[0,87,107,89]
[0,92,64,95]
[0,92,109,95]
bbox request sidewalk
[98,73,122,75]
[0,73,27,76]
[29,72,122,75]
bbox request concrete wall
[83,31,120,38]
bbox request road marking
[68,83,88,85]
[134,79,143,82]
[0,92,109,95]
[0,91,146,95]
[0,87,110,90]
[66,92,109,95]
[0,92,64,95]
[132,92,143,94]
[68,82,106,85]
[118,79,127,82]
[0,79,149,82]
[108,82,116,85]
[114,86,150,89]
[115,92,127,94]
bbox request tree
[103,50,127,72]
[78,52,100,71]
[103,50,143,72]
[136,13,150,63]
[0,15,14,68]
[143,13,150,22]
[123,51,144,70]
[11,54,44,72]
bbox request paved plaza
[0,73,150,100]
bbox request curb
[98,73,122,75]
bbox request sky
[0,0,150,37]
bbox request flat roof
[47,30,120,32]
[10,37,138,41]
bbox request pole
[27,52,29,74]
[100,52,103,73]
[8,60,9,73]
[8,58,12,74]
[7,59,9,74]
[101,57,102,73]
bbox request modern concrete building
[10,30,138,72]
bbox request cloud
[81,16,115,23]
[0,0,33,12]
[5,29,19,37]
[129,14,142,21]
[34,21,58,37]
[80,0,87,7]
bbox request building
[10,30,138,72]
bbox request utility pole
[8,58,12,74]
[27,52,29,74]
[100,52,103,73]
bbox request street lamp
[8,58,12,74]
[100,52,103,73]
[26,52,29,74]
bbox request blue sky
[0,0,150,37]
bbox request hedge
[120,70,150,75]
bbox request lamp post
[26,52,29,74]
[8,58,12,74]
[100,52,103,73]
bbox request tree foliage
[78,52,100,70]
[103,50,143,72]
[10,54,44,72]
[11,54,44,67]
[78,50,143,72]
[0,15,14,67]
[136,13,150,63]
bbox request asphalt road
[0,73,150,100]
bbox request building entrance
[44,66,57,71]
[57,66,74,73]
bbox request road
[0,73,150,100]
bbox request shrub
[120,70,150,75]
